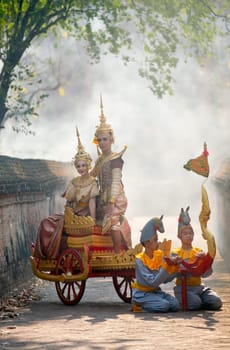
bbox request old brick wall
[0,156,75,295]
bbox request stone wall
[0,155,75,295]
[1,154,229,294]
[212,158,230,272]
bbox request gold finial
[73,127,92,169]
[76,127,84,152]
[100,94,104,117]
[93,95,115,145]
[99,94,107,129]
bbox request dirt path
[0,254,230,350]
[1,216,230,350]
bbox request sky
[0,35,229,238]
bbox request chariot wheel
[55,248,86,305]
[112,275,134,303]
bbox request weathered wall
[1,155,229,294]
[0,156,75,296]
[212,158,230,272]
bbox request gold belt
[131,281,157,292]
[176,277,201,287]
[78,202,88,208]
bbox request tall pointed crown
[93,95,114,145]
[74,127,92,168]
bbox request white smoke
[1,35,229,226]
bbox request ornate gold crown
[93,95,114,145]
[73,127,92,168]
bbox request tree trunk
[0,47,25,128]
[0,68,11,128]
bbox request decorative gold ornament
[158,239,172,257]
[199,184,216,258]
[184,142,209,178]
[30,242,142,283]
[73,127,92,168]
[30,245,90,282]
[93,95,115,146]
[64,206,95,235]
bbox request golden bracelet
[109,197,116,204]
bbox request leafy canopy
[0,0,229,131]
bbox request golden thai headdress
[93,95,115,146]
[73,127,92,169]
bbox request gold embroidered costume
[65,175,99,216]
[65,128,99,217]
[91,96,131,250]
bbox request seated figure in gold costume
[64,128,99,221]
[90,97,132,253]
[34,129,98,260]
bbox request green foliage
[6,61,48,134]
[0,0,229,132]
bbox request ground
[0,253,230,350]
[1,216,230,350]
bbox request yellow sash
[131,281,157,292]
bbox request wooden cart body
[30,222,143,305]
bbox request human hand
[164,256,182,266]
[170,256,183,265]
[196,251,206,259]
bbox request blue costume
[172,206,222,311]
[172,245,222,311]
[131,217,180,313]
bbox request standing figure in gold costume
[64,128,99,220]
[91,97,132,253]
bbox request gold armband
[109,196,116,204]
[110,168,122,202]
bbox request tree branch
[201,0,230,32]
